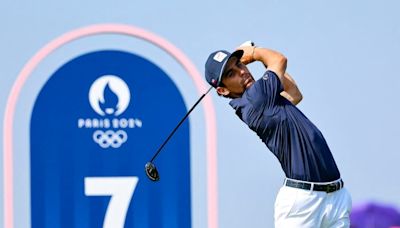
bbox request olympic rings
[93,130,128,148]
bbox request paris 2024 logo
[77,75,143,149]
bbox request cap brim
[230,49,244,60]
[217,50,244,85]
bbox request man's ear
[216,86,230,96]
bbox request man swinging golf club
[204,42,352,227]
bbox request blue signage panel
[30,50,191,227]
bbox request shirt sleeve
[247,70,284,109]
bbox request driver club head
[145,162,160,181]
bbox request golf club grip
[150,86,213,162]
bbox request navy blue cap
[205,49,244,88]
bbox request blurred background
[1,0,400,227]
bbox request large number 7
[84,177,139,228]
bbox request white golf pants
[274,181,352,228]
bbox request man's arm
[238,46,302,105]
[240,46,287,77]
[279,72,303,105]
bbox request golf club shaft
[149,86,213,162]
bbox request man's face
[218,56,255,98]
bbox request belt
[285,178,344,193]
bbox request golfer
[204,43,352,227]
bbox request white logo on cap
[213,52,227,62]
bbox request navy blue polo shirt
[229,70,340,182]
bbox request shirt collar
[229,97,242,110]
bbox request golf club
[145,86,213,181]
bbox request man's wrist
[252,46,260,62]
[252,46,256,61]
